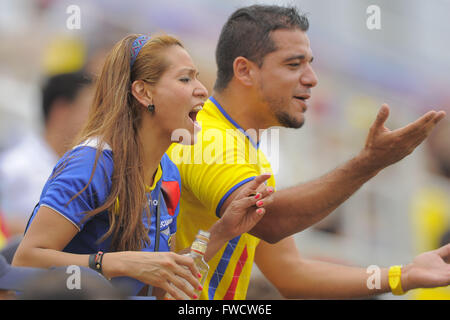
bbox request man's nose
[301,64,318,88]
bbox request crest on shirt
[161,180,180,216]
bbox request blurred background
[0,0,449,300]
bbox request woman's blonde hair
[67,34,183,251]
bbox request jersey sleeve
[161,154,182,235]
[170,129,260,218]
[39,147,113,231]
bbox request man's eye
[288,63,300,67]
[180,78,191,83]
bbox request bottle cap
[196,230,210,242]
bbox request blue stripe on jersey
[208,235,241,300]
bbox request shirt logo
[160,218,173,229]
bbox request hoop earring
[147,104,155,113]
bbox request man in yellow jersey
[169,5,449,300]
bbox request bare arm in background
[255,236,450,299]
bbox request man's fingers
[396,111,445,145]
[427,111,446,131]
[395,110,437,137]
[372,104,390,129]
[433,243,450,259]
[418,111,446,135]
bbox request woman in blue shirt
[12,34,273,298]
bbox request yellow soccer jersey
[168,97,276,300]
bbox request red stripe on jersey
[223,245,248,300]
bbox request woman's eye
[180,77,191,83]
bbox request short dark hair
[42,71,92,123]
[214,5,309,91]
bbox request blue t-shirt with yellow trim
[26,139,181,295]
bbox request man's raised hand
[361,104,446,171]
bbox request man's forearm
[251,151,380,243]
[280,258,392,299]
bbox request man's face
[68,85,94,133]
[255,28,318,128]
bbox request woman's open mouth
[188,104,203,130]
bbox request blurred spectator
[0,211,9,250]
[0,254,47,299]
[19,266,127,300]
[0,71,93,235]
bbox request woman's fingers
[136,252,202,300]
[161,280,188,300]
[164,254,201,299]
[166,272,198,299]
[173,262,203,295]
[171,253,202,287]
[239,173,272,198]
[254,185,274,202]
[234,187,275,211]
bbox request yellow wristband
[388,265,405,295]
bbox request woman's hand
[209,173,274,247]
[104,251,202,299]
[217,173,274,241]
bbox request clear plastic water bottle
[164,230,210,300]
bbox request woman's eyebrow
[177,67,199,76]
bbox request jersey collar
[209,96,260,149]
[145,163,163,192]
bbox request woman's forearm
[204,222,229,262]
[12,246,127,279]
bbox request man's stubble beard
[266,95,305,129]
[259,81,305,129]
[274,109,305,129]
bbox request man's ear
[131,80,153,107]
[233,56,258,87]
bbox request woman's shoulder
[161,153,180,183]
[54,137,114,180]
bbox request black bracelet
[88,251,105,274]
